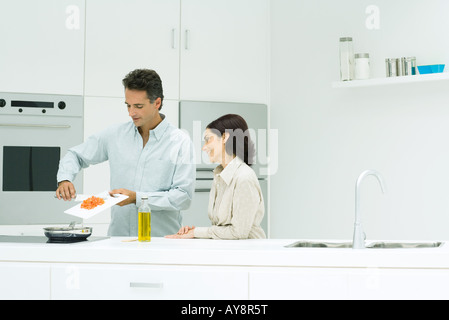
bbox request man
[56,69,196,236]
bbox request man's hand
[109,188,136,206]
[56,181,76,201]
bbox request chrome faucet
[353,170,387,249]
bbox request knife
[54,193,116,201]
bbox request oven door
[0,116,83,225]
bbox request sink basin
[366,242,443,249]
[285,241,353,249]
[285,241,444,249]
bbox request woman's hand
[178,225,195,235]
[165,226,195,239]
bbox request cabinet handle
[0,124,71,129]
[185,30,190,50]
[129,282,164,289]
[195,188,211,193]
[197,168,213,172]
[171,29,176,49]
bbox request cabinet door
[180,0,269,103]
[0,0,85,95]
[0,263,50,300]
[84,0,180,99]
[51,264,248,300]
[250,268,449,300]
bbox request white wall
[270,0,449,240]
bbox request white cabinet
[180,0,269,103]
[84,0,180,100]
[0,263,50,300]
[0,0,268,100]
[0,0,85,95]
[250,268,449,300]
[84,0,269,104]
[51,264,248,300]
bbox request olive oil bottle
[138,196,151,242]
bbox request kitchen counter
[2,237,449,299]
[1,236,449,269]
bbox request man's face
[125,89,161,128]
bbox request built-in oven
[0,92,83,225]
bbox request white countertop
[1,237,449,269]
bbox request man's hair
[122,69,164,110]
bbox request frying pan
[44,221,92,242]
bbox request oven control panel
[0,92,83,117]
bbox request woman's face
[202,128,224,164]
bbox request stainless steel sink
[285,241,353,249]
[285,241,444,249]
[366,242,443,249]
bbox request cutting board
[64,191,129,220]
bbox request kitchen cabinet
[51,264,248,300]
[249,268,449,300]
[84,0,269,104]
[84,0,180,100]
[180,0,269,103]
[0,0,85,95]
[2,238,449,300]
[0,263,50,300]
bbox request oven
[0,92,83,225]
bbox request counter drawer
[0,262,50,300]
[51,264,248,300]
[250,267,449,300]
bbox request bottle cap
[355,53,369,59]
[141,196,148,200]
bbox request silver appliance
[179,101,268,234]
[0,92,83,225]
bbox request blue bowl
[417,64,445,74]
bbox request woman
[165,114,266,240]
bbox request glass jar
[386,58,399,77]
[354,53,370,80]
[339,37,354,81]
[402,57,416,76]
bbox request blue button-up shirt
[57,115,196,236]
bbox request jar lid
[355,53,370,59]
[340,37,353,42]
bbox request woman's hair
[207,114,255,166]
[122,69,164,110]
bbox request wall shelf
[332,72,449,88]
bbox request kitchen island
[1,237,449,299]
